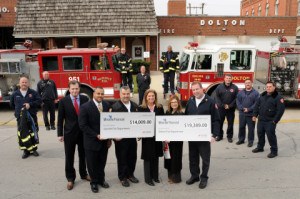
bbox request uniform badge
[29,94,32,98]
[215,104,218,109]
[230,89,234,92]
[280,98,284,103]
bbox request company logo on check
[158,118,179,125]
[103,115,125,121]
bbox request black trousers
[85,144,108,184]
[238,113,255,143]
[144,158,159,183]
[163,71,175,94]
[114,138,137,181]
[188,141,211,180]
[257,120,278,154]
[42,100,56,127]
[121,72,133,91]
[219,108,235,138]
[64,133,87,182]
[138,89,147,105]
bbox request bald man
[37,71,58,131]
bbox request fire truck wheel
[80,87,93,100]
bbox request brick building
[2,0,300,69]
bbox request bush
[131,60,151,74]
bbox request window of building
[245,11,249,16]
[258,5,262,16]
[265,3,269,16]
[251,9,255,16]
[63,56,83,71]
[191,54,212,70]
[90,55,110,70]
[42,56,59,71]
[275,0,279,16]
[230,50,252,70]
[179,52,190,71]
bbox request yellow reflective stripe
[170,60,176,63]
[21,135,32,143]
[176,66,180,69]
[169,68,176,71]
[164,69,170,72]
[160,59,164,62]
[121,71,127,74]
[128,59,132,62]
[27,145,38,151]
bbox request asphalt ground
[0,71,300,199]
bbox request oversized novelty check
[100,112,155,139]
[155,115,211,141]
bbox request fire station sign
[200,19,246,26]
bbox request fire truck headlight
[275,82,282,89]
[181,82,188,89]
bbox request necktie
[74,97,79,115]
[98,103,103,112]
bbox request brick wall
[168,0,186,16]
[158,16,297,36]
[241,0,298,17]
[0,0,17,27]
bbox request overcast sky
[154,0,241,16]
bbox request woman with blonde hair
[164,95,184,183]
[138,89,164,186]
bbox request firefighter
[214,74,239,143]
[252,81,285,158]
[37,71,58,131]
[159,45,180,98]
[10,76,42,159]
[117,48,133,94]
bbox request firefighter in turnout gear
[118,48,133,93]
[159,45,180,98]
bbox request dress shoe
[90,183,98,193]
[252,148,264,153]
[32,151,39,157]
[146,181,155,186]
[46,126,50,131]
[236,140,244,145]
[67,181,74,190]
[51,126,56,130]
[22,151,30,159]
[186,177,200,185]
[99,181,110,188]
[215,136,223,142]
[247,142,253,147]
[199,179,208,189]
[121,179,130,187]
[128,176,139,183]
[227,138,233,143]
[153,178,160,183]
[81,175,91,181]
[267,153,278,158]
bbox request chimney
[168,0,186,16]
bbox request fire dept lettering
[98,77,112,83]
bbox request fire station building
[1,0,300,70]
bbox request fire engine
[177,42,256,102]
[38,46,122,100]
[0,48,40,102]
[254,42,300,101]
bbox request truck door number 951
[68,76,80,82]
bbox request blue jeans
[238,113,255,143]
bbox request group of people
[10,69,285,193]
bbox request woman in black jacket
[164,95,183,183]
[138,89,164,186]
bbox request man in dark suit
[57,80,90,190]
[79,87,112,193]
[112,86,139,187]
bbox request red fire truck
[0,48,41,102]
[37,47,122,100]
[177,42,256,102]
[254,44,300,101]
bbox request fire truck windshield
[180,52,190,71]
